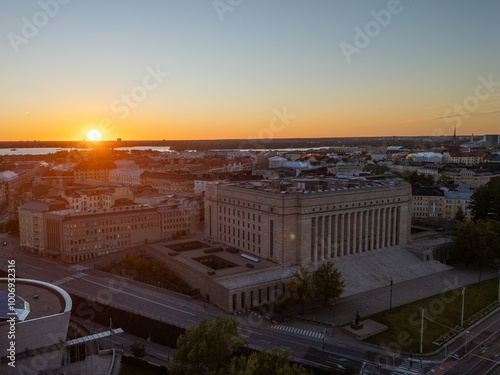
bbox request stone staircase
[331,246,451,297]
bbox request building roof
[0,278,71,320]
[19,200,67,212]
[74,161,117,170]
[0,170,19,182]
[142,171,195,180]
[447,151,488,158]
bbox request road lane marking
[80,278,196,316]
[24,264,43,270]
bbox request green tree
[400,171,434,187]
[454,207,465,222]
[439,175,454,182]
[450,220,495,265]
[286,266,313,313]
[469,176,500,222]
[169,315,246,375]
[5,220,19,236]
[221,348,308,375]
[129,341,146,358]
[313,261,345,306]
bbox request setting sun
[87,129,101,141]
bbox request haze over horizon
[1,0,499,142]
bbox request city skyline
[1,0,499,141]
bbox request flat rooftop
[148,239,283,288]
[217,178,406,195]
[0,279,71,321]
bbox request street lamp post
[461,287,465,327]
[321,328,326,351]
[389,277,393,310]
[498,269,500,302]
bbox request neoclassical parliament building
[205,177,412,267]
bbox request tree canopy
[170,316,309,375]
[169,315,246,375]
[454,207,465,222]
[313,261,345,305]
[469,176,500,222]
[397,171,434,186]
[286,262,345,310]
[450,220,500,265]
[220,348,309,375]
[286,266,313,313]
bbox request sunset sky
[1,0,499,141]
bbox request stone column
[370,209,374,250]
[392,206,398,246]
[352,211,357,254]
[318,216,323,261]
[358,210,364,252]
[326,215,332,259]
[388,207,393,246]
[313,216,318,261]
[361,210,370,251]
[386,207,391,247]
[345,212,351,254]
[375,209,381,249]
[339,214,345,256]
[381,208,386,248]
[333,214,338,257]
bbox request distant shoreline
[0,135,473,153]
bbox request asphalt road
[1,242,499,374]
[0,245,389,372]
[431,312,500,375]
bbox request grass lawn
[363,277,499,353]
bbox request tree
[5,220,19,236]
[221,348,308,375]
[450,220,496,265]
[439,175,454,182]
[130,341,146,358]
[454,207,465,222]
[469,176,500,222]
[286,266,313,313]
[399,171,434,187]
[313,261,345,305]
[169,315,246,375]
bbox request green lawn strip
[363,278,499,353]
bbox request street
[1,242,500,374]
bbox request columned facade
[205,180,412,267]
[306,203,406,262]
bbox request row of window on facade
[219,206,262,222]
[221,236,262,254]
[66,241,126,252]
[219,197,262,210]
[63,216,154,228]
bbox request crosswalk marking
[271,324,324,339]
[53,276,73,286]
[392,358,425,375]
